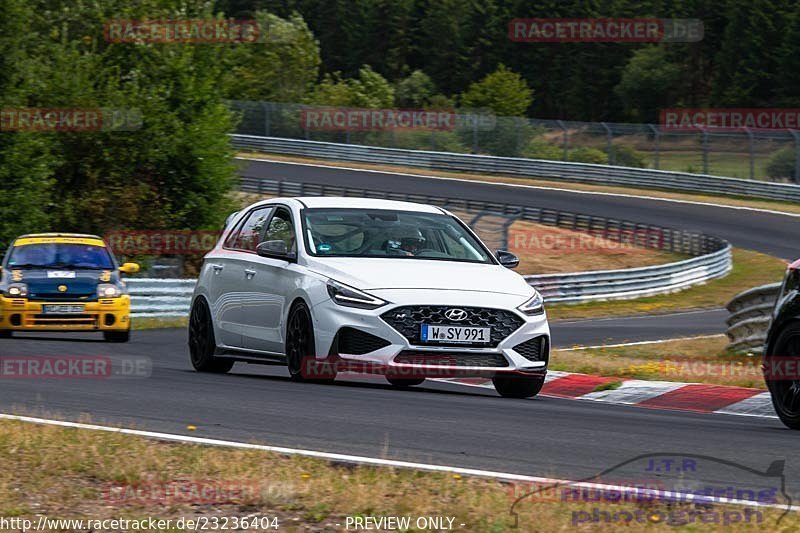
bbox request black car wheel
[188,298,233,373]
[103,330,130,343]
[766,322,800,429]
[286,302,335,383]
[493,375,545,398]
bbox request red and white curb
[441,372,777,419]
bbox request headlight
[97,284,122,298]
[326,280,388,309]
[517,291,544,315]
[6,283,28,297]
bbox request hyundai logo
[444,308,468,321]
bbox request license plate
[42,304,85,314]
[420,324,491,343]
[46,271,76,279]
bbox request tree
[615,47,682,122]
[309,65,395,108]
[223,12,321,103]
[394,70,437,107]
[459,64,532,117]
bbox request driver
[383,227,427,256]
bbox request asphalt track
[1,164,798,499]
[238,158,800,260]
[0,329,796,498]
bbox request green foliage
[568,147,608,165]
[223,12,321,102]
[394,70,437,108]
[607,144,646,168]
[460,65,532,117]
[309,65,394,108]
[614,47,682,123]
[765,147,797,180]
[522,138,564,161]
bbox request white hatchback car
[189,196,550,398]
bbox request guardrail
[127,279,195,317]
[726,283,781,353]
[232,135,800,203]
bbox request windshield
[303,208,493,263]
[7,243,114,269]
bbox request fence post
[262,102,271,137]
[557,120,568,160]
[791,130,800,184]
[472,115,479,154]
[702,129,709,174]
[744,128,754,180]
[648,124,660,170]
[602,122,614,165]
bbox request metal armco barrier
[127,279,195,317]
[726,283,781,353]
[231,135,800,203]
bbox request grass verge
[0,419,794,531]
[552,335,765,389]
[132,317,187,331]
[237,151,800,216]
[546,248,786,320]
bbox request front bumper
[310,292,550,379]
[0,295,131,332]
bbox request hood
[7,268,118,300]
[304,257,533,297]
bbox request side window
[226,207,273,251]
[264,208,296,252]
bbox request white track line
[556,334,726,351]
[0,413,788,512]
[237,157,800,219]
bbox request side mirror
[256,240,296,262]
[496,250,519,269]
[119,262,140,274]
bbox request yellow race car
[0,233,139,342]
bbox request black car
[764,259,800,428]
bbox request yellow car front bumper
[0,295,131,332]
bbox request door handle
[244,268,256,278]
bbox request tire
[188,298,234,374]
[493,375,545,399]
[386,377,425,387]
[765,322,800,429]
[0,330,12,339]
[103,330,130,343]
[286,301,335,383]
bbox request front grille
[332,327,391,355]
[394,351,509,367]
[28,293,95,301]
[31,314,97,326]
[513,336,549,363]
[381,306,523,347]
